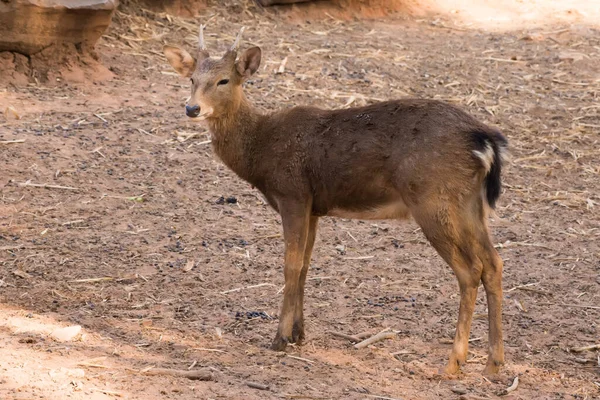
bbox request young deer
[163,25,508,375]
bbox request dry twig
[92,388,122,397]
[247,382,270,390]
[287,354,315,364]
[0,139,26,144]
[364,394,404,400]
[15,181,80,191]
[571,343,600,353]
[329,331,360,343]
[499,376,519,396]
[354,328,396,349]
[220,282,276,294]
[142,367,213,380]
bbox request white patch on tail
[498,144,510,164]
[472,142,494,174]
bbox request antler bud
[198,24,207,50]
[230,26,246,52]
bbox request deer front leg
[271,201,311,351]
[292,216,318,345]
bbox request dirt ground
[1,0,600,399]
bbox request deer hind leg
[271,200,311,351]
[480,238,504,375]
[412,204,484,375]
[292,216,318,345]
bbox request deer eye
[190,78,195,85]
[217,79,229,86]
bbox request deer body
[164,27,507,376]
[212,99,500,218]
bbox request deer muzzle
[185,104,201,118]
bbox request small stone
[50,325,82,342]
[183,259,194,272]
[451,387,467,395]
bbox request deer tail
[471,128,508,209]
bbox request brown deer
[163,25,508,375]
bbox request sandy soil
[1,1,599,399]
[422,0,600,30]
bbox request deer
[162,25,508,376]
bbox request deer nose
[185,104,200,118]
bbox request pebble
[50,325,81,342]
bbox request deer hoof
[271,336,289,351]
[291,324,305,345]
[482,360,503,376]
[439,360,461,376]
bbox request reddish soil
[1,1,599,399]
[0,43,114,86]
[262,0,425,20]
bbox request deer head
[163,25,261,120]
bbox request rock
[0,0,118,55]
[50,325,82,342]
[335,244,346,254]
[451,386,468,395]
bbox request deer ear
[163,45,196,77]
[236,47,261,79]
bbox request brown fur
[163,33,508,376]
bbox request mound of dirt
[0,52,30,86]
[0,43,113,86]
[132,0,422,19]
[31,43,114,84]
[258,0,428,20]
[0,0,117,85]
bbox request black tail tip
[471,129,507,209]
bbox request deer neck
[207,95,261,181]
